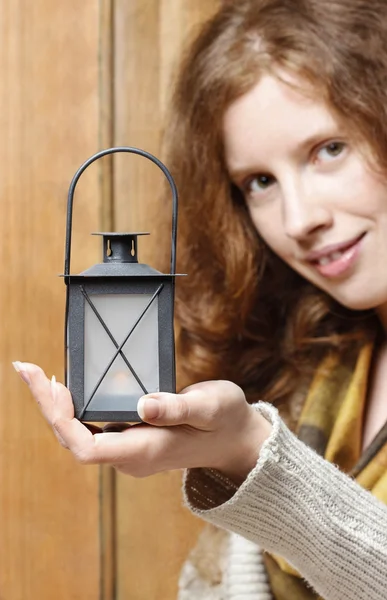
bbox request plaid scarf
[263,342,387,599]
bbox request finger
[49,378,109,458]
[13,362,57,424]
[136,386,222,429]
[17,362,95,456]
[50,381,157,466]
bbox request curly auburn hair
[162,0,385,407]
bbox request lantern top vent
[78,231,161,277]
[92,232,149,264]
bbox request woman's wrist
[211,408,272,485]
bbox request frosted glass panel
[84,294,159,411]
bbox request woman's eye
[244,174,275,195]
[316,141,346,162]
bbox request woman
[13,0,387,598]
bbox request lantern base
[77,409,143,423]
[76,392,156,422]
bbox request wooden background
[0,1,219,599]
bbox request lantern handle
[64,146,178,277]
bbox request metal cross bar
[80,286,148,395]
[80,283,164,418]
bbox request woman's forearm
[183,403,387,600]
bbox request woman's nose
[282,181,333,241]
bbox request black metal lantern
[63,147,180,422]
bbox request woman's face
[223,73,387,312]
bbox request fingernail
[12,361,31,385]
[137,397,160,420]
[51,375,57,400]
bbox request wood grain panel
[98,3,117,599]
[0,1,103,598]
[113,2,220,598]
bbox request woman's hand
[12,362,272,483]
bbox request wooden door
[0,1,219,598]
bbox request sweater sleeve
[182,402,387,600]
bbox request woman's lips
[308,233,366,278]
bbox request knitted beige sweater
[181,403,387,600]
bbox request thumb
[137,390,216,430]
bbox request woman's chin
[332,292,384,313]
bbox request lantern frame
[63,147,180,422]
